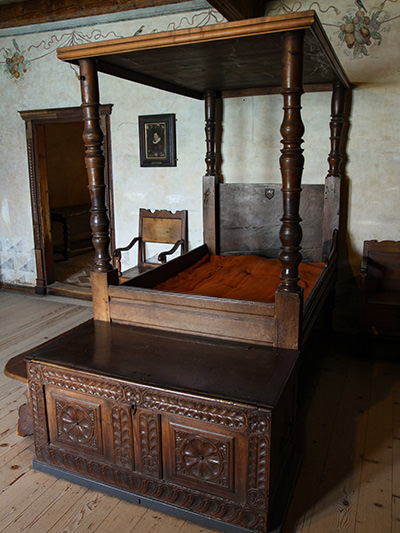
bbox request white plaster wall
[0,8,224,284]
[0,1,399,288]
[99,75,205,270]
[0,29,84,285]
[221,91,331,185]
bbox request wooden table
[50,203,91,260]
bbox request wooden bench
[4,353,28,382]
[4,353,31,436]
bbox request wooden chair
[359,240,400,336]
[112,208,188,279]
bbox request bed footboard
[109,285,275,345]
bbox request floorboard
[1,289,399,533]
[354,360,394,532]
[392,381,400,532]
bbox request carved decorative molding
[112,405,133,469]
[28,360,271,531]
[31,362,258,430]
[137,411,160,477]
[248,412,271,434]
[248,435,269,510]
[139,389,248,429]
[247,412,271,511]
[41,365,127,401]
[41,444,265,531]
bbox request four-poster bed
[17,11,350,532]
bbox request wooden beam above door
[0,0,189,29]
[0,0,270,30]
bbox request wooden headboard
[219,183,325,261]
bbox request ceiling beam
[207,0,267,21]
[0,0,188,30]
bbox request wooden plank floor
[284,333,400,533]
[1,289,399,532]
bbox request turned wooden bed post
[274,31,305,350]
[79,58,117,321]
[323,80,347,253]
[203,89,219,255]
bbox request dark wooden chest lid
[26,319,299,409]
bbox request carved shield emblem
[265,188,275,200]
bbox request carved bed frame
[57,10,350,351]
[15,11,351,533]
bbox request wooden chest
[26,320,299,532]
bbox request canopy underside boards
[57,11,350,99]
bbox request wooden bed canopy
[6,11,351,533]
[57,10,350,351]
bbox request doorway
[20,106,114,297]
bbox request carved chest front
[27,357,297,533]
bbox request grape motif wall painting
[3,39,28,79]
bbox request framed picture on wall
[138,113,177,167]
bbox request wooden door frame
[20,105,114,295]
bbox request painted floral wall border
[267,0,400,58]
[1,2,400,81]
[0,9,223,81]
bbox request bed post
[323,80,347,257]
[274,31,304,350]
[203,89,219,255]
[79,58,118,321]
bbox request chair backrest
[361,240,400,292]
[138,208,188,265]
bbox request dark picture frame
[138,113,176,167]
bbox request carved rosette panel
[136,411,160,477]
[48,394,104,456]
[175,432,229,488]
[112,406,133,469]
[56,400,96,447]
